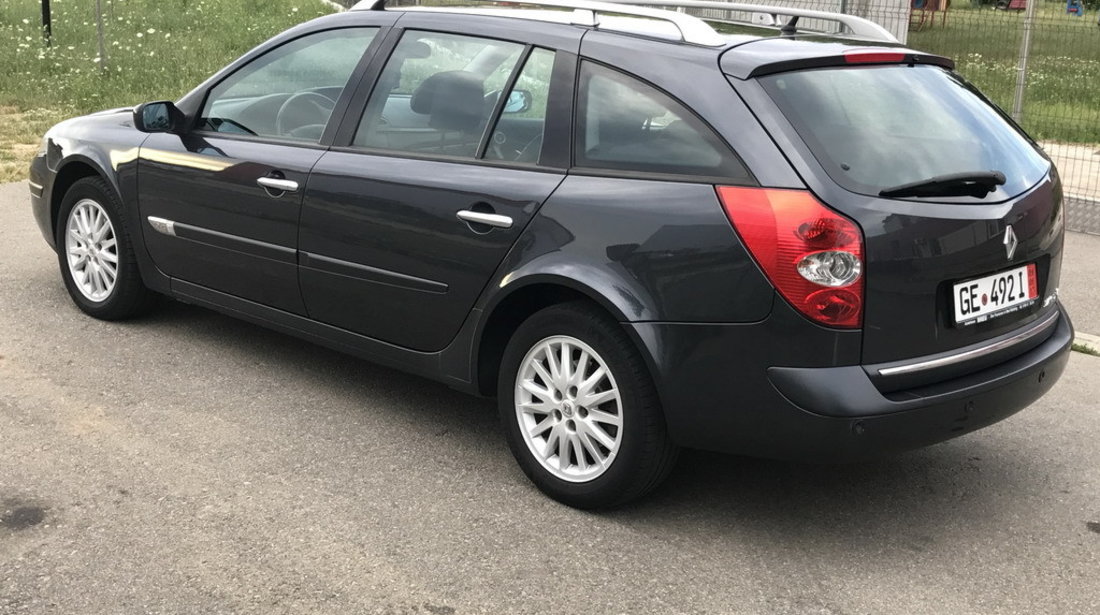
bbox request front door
[138,27,381,314]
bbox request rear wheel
[56,177,157,320]
[498,302,678,508]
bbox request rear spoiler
[723,46,954,80]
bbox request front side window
[199,28,378,142]
[575,61,746,179]
[354,31,524,158]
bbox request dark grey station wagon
[29,0,1073,507]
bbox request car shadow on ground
[133,297,1035,545]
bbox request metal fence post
[1010,0,1039,122]
[95,0,108,72]
[41,0,52,46]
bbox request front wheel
[55,177,157,320]
[498,302,678,508]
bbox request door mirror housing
[502,90,532,114]
[133,101,186,134]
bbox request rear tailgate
[857,177,1063,365]
[730,48,1064,366]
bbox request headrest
[410,70,485,133]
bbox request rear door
[298,17,581,352]
[138,26,382,314]
[746,61,1062,365]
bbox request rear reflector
[843,51,908,64]
[716,187,864,328]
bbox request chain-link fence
[816,0,1099,232]
[336,0,1100,231]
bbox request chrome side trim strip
[300,251,449,294]
[878,311,1060,377]
[146,216,296,263]
[147,216,176,237]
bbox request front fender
[34,109,166,292]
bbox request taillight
[716,186,864,328]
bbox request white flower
[147,28,156,34]
[22,18,30,24]
[136,32,143,37]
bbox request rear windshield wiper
[878,171,1006,198]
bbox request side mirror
[502,90,532,114]
[133,101,186,134]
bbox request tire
[497,302,679,508]
[55,176,157,320]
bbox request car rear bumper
[631,302,1073,461]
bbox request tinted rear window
[761,65,1049,199]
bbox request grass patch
[0,107,62,183]
[0,0,336,181]
[908,3,1100,144]
[1,0,1098,182]
[1073,341,1100,356]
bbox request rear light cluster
[716,186,865,328]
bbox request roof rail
[610,0,897,42]
[350,0,897,45]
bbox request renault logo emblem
[1003,225,1018,260]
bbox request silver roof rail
[350,0,897,45]
[610,0,897,42]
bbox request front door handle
[257,176,299,194]
[456,210,513,229]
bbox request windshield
[760,65,1049,200]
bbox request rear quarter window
[575,61,749,181]
[761,65,1049,199]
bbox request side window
[575,61,746,178]
[353,31,524,158]
[199,28,378,143]
[484,47,555,164]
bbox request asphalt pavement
[1060,230,1100,340]
[1,179,1098,614]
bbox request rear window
[760,65,1049,199]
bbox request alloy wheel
[514,335,623,482]
[64,198,118,302]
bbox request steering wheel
[275,91,336,138]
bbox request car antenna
[780,15,799,35]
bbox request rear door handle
[456,210,513,229]
[256,176,299,194]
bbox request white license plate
[953,264,1038,326]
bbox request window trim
[325,143,568,174]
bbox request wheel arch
[472,275,663,405]
[50,157,115,236]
